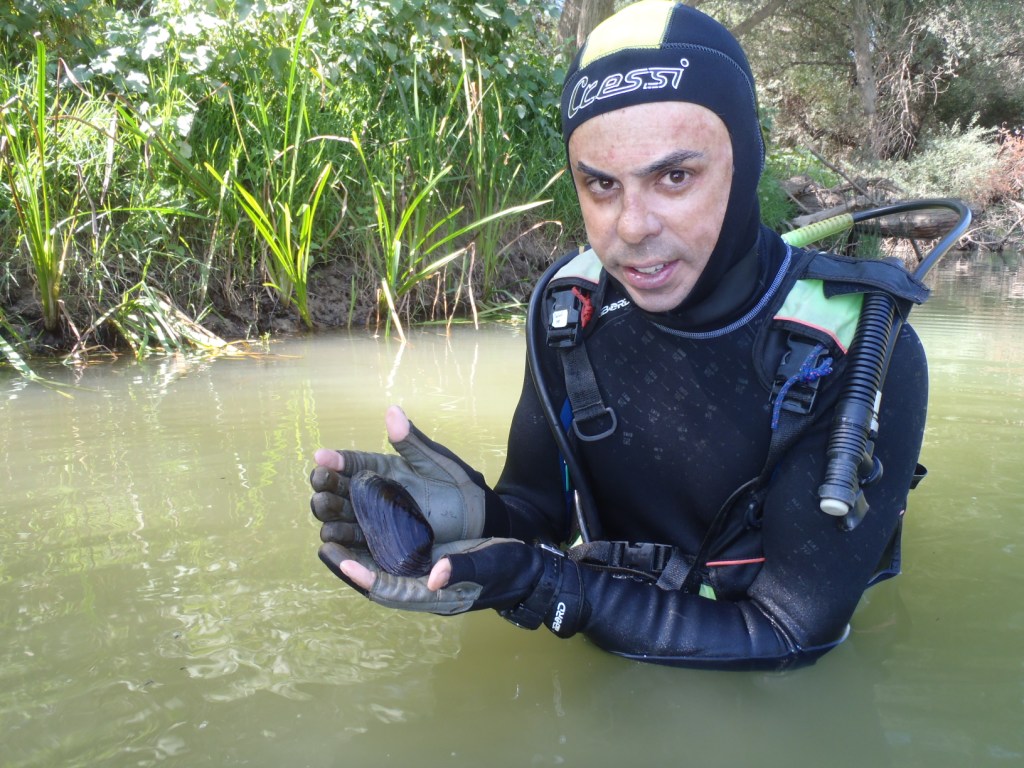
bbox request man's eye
[665,170,689,185]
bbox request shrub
[994,128,1024,201]
[885,120,1002,207]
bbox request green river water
[2,255,1023,767]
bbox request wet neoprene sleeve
[490,233,929,670]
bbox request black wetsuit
[485,227,929,669]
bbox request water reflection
[1,264,1022,767]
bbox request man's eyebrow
[634,149,705,177]
[574,160,612,180]
[575,150,705,180]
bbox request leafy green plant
[885,120,1001,207]
[0,0,576,349]
[203,0,346,327]
[350,129,548,335]
[458,58,562,300]
[208,162,332,328]
[758,168,796,232]
[349,131,461,334]
[0,41,74,334]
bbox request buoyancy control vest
[535,244,930,595]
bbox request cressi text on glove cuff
[499,545,589,638]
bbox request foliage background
[2,0,1023,364]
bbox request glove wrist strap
[545,555,585,638]
[500,544,563,630]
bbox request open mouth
[633,263,667,275]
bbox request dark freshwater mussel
[349,471,434,577]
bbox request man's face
[568,101,733,313]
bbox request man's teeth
[636,264,666,275]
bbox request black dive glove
[310,409,500,546]
[318,539,589,638]
[450,541,590,637]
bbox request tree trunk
[861,210,964,240]
[852,0,883,161]
[559,0,616,50]
[558,0,582,49]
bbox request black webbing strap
[561,344,617,441]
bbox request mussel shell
[349,471,434,577]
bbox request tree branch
[730,0,793,39]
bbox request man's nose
[616,191,661,244]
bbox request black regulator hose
[526,252,602,542]
[817,290,898,525]
[813,198,972,527]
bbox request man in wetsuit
[309,0,929,669]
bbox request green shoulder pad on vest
[552,249,603,286]
[774,279,863,353]
[804,252,929,305]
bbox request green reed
[204,0,342,329]
[457,58,561,302]
[208,161,332,329]
[0,41,71,334]
[350,63,550,334]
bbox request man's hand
[318,538,518,615]
[318,538,589,638]
[310,405,496,546]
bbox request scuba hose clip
[771,335,831,416]
[601,541,676,574]
[547,286,584,348]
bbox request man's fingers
[384,405,412,443]
[340,559,377,590]
[427,557,452,591]
[319,520,365,545]
[313,447,396,477]
[313,406,410,483]
[335,449,402,477]
[314,448,345,472]
[309,465,348,495]
[310,490,353,522]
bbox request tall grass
[0,41,72,334]
[349,61,551,335]
[0,0,574,372]
[458,58,563,301]
[209,161,333,328]
[202,0,341,328]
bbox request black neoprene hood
[560,0,766,315]
[560,0,762,163]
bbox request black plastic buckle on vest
[574,541,675,575]
[547,286,583,348]
[771,334,829,415]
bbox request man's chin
[624,288,691,314]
